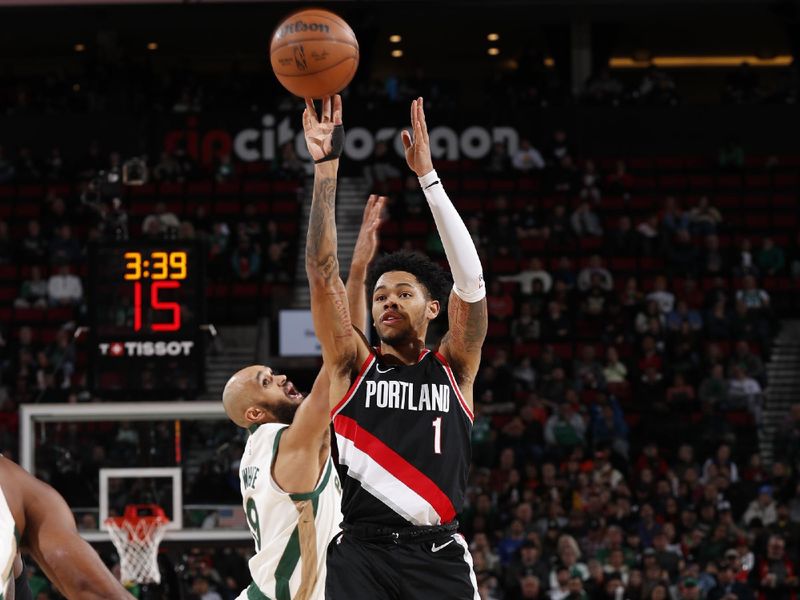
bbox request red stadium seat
[158,182,184,196]
[243,181,271,197]
[186,181,213,196]
[215,181,241,196]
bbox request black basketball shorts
[325,531,479,600]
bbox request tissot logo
[99,341,195,357]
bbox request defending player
[0,456,134,600]
[223,195,385,600]
[302,95,486,599]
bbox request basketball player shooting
[0,456,134,600]
[222,195,385,600]
[302,95,487,599]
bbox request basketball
[270,9,359,98]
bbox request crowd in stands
[1,104,800,599]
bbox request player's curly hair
[366,250,452,307]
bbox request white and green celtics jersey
[237,423,342,600]
[0,485,18,600]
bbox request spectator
[512,303,541,342]
[757,238,786,276]
[572,345,605,391]
[732,238,759,277]
[542,302,571,341]
[21,219,47,263]
[505,541,549,593]
[702,444,739,483]
[47,265,83,306]
[661,196,689,236]
[702,234,726,276]
[487,280,516,322]
[500,258,553,295]
[48,224,82,266]
[605,160,633,193]
[665,373,695,408]
[14,265,48,309]
[547,129,572,164]
[736,275,770,312]
[607,216,638,255]
[214,153,236,182]
[636,214,662,256]
[591,402,629,459]
[189,576,223,600]
[667,300,703,332]
[516,204,550,240]
[512,139,546,171]
[602,347,628,384]
[708,561,754,600]
[726,366,762,423]
[230,236,261,281]
[142,202,181,239]
[570,202,603,237]
[729,340,766,384]
[277,142,306,179]
[742,485,778,527]
[774,404,800,467]
[547,204,572,245]
[647,276,675,314]
[152,151,183,182]
[544,404,585,452]
[688,196,722,236]
[577,256,613,292]
[485,141,511,175]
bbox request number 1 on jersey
[432,417,442,454]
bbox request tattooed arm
[302,96,369,403]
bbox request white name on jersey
[364,381,451,412]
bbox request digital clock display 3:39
[123,251,187,331]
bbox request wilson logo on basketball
[276,19,331,38]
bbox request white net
[105,514,169,585]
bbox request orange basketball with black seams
[270,9,359,99]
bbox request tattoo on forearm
[449,298,488,351]
[306,176,339,281]
[327,288,354,338]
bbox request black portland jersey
[331,348,473,527]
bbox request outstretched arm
[276,196,383,492]
[0,460,134,600]
[302,95,365,384]
[402,98,487,399]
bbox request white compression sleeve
[419,169,486,302]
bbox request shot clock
[89,241,206,397]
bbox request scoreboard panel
[89,241,206,397]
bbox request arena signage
[97,340,195,357]
[163,114,520,166]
